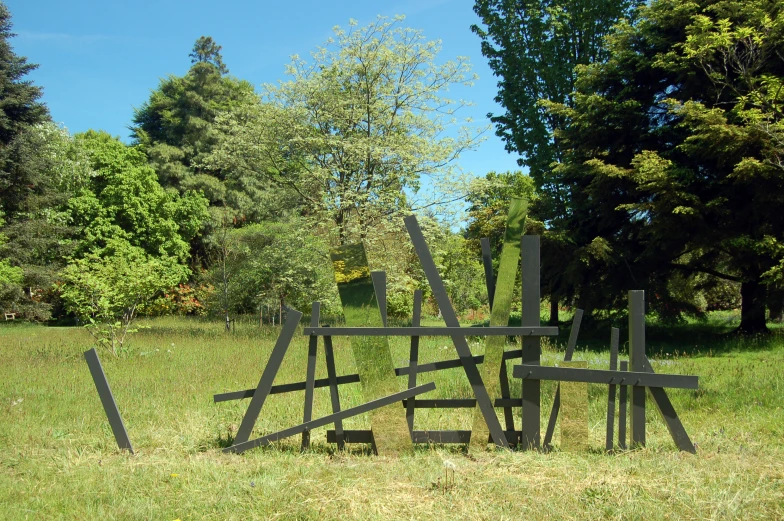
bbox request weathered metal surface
[520,235,541,451]
[405,214,509,449]
[543,310,584,448]
[233,309,303,445]
[605,327,620,451]
[629,291,646,447]
[224,382,436,454]
[84,348,134,454]
[559,360,589,451]
[472,197,527,449]
[331,243,411,455]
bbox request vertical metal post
[84,348,134,453]
[234,309,303,445]
[480,238,496,312]
[521,235,541,450]
[406,290,422,434]
[605,327,620,451]
[323,327,344,450]
[629,290,646,447]
[618,360,628,450]
[301,302,320,450]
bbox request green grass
[0,314,782,520]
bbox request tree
[132,37,262,222]
[546,0,784,332]
[206,16,485,245]
[61,241,187,356]
[471,0,639,226]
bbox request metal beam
[301,302,320,450]
[303,326,558,337]
[83,348,134,454]
[513,365,698,389]
[629,290,646,447]
[605,327,620,451]
[520,235,541,450]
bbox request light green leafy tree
[61,241,187,356]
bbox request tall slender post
[323,327,344,450]
[84,348,134,453]
[618,361,628,449]
[629,290,646,447]
[406,290,422,434]
[301,302,320,450]
[520,235,541,450]
[605,327,620,451]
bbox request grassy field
[0,313,782,520]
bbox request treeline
[2,1,783,336]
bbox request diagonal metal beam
[224,383,436,454]
[84,348,134,454]
[644,356,696,453]
[234,309,303,445]
[405,214,509,449]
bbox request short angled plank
[84,348,134,454]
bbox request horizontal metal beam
[214,350,525,403]
[513,365,698,389]
[303,326,558,337]
[326,430,521,445]
[223,382,436,454]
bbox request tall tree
[206,16,485,246]
[471,0,639,226]
[546,0,784,333]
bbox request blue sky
[6,0,523,179]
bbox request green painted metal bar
[543,309,584,449]
[629,290,646,447]
[301,302,320,450]
[233,309,303,445]
[224,382,436,454]
[405,214,509,449]
[472,197,527,449]
[605,327,620,451]
[520,235,541,451]
[84,348,134,454]
[330,243,411,455]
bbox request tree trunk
[548,296,559,326]
[767,286,784,323]
[738,280,768,334]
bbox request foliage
[545,0,784,332]
[206,16,485,245]
[60,242,187,356]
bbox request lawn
[0,313,782,520]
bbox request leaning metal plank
[233,309,303,445]
[405,214,509,449]
[481,237,496,312]
[618,361,628,450]
[644,356,696,453]
[323,328,345,450]
[521,235,541,450]
[224,383,436,454]
[83,348,134,454]
[543,309,584,448]
[560,361,589,451]
[301,302,320,450]
[605,328,620,451]
[629,290,646,447]
[331,243,411,455]
[327,430,521,445]
[371,271,388,327]
[472,197,527,449]
[512,366,698,389]
[303,326,558,336]
[407,290,423,434]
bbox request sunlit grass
[0,313,782,519]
